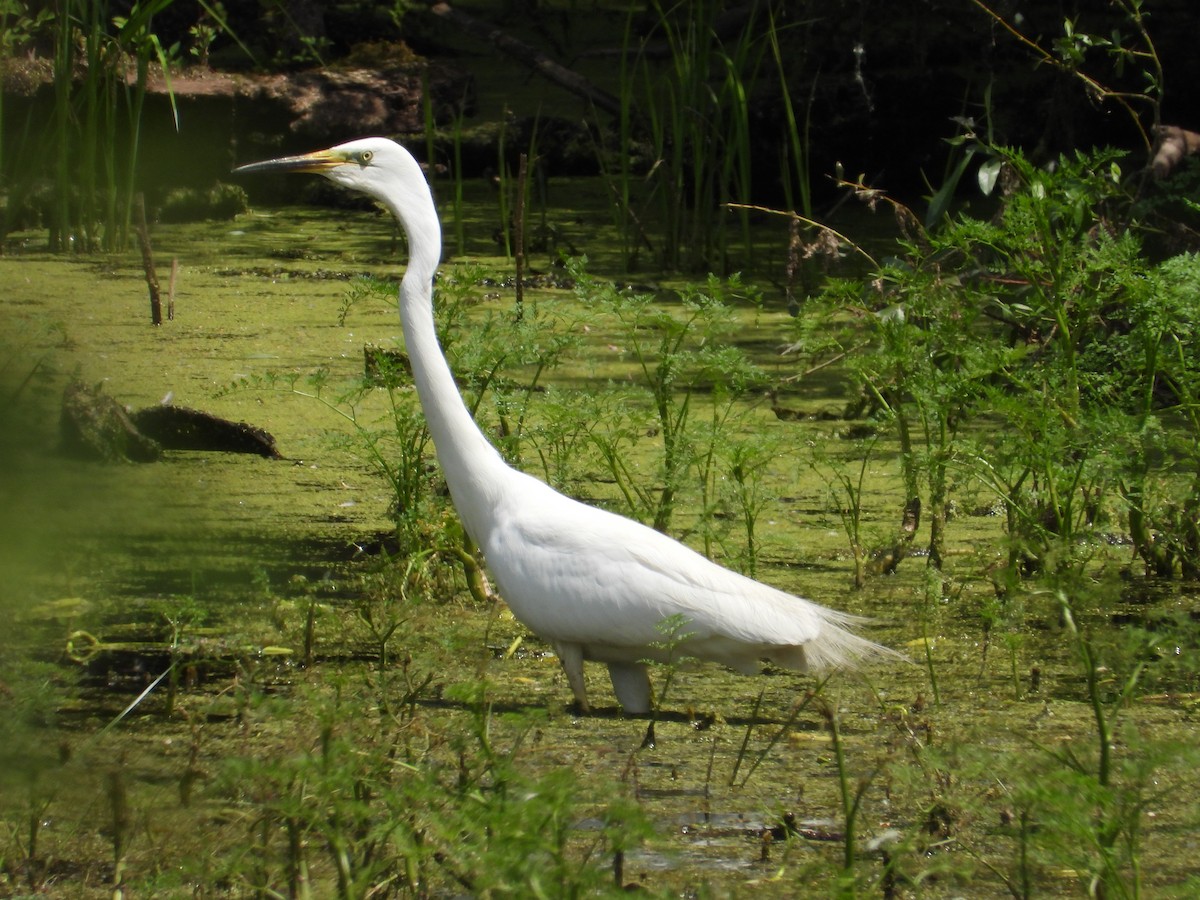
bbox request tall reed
[609,0,791,273]
[38,0,183,252]
[767,6,813,220]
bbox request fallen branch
[428,2,621,116]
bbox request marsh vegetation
[4,152,1200,895]
[3,1,1200,897]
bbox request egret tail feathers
[769,609,902,673]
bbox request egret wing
[483,484,834,650]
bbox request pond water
[1,204,1197,897]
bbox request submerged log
[61,381,162,463]
[60,381,281,461]
[131,405,281,458]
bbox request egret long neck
[391,194,510,544]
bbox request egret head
[234,137,434,240]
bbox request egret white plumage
[235,137,892,713]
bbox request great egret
[235,137,892,713]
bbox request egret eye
[360,150,374,164]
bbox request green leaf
[978,158,1004,196]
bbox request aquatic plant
[0,1,243,250]
[568,259,766,538]
[3,5,1197,885]
[607,0,803,274]
[214,676,654,898]
[792,144,1200,586]
[4,180,1200,896]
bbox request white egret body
[235,138,891,713]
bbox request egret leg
[552,641,590,713]
[607,662,652,714]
